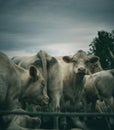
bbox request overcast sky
[0,0,114,57]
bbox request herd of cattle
[0,50,114,130]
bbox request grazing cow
[57,50,103,130]
[0,51,49,130]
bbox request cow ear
[63,56,72,63]
[29,65,39,80]
[89,56,99,63]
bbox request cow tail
[37,50,48,93]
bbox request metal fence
[0,111,114,130]
[0,111,114,117]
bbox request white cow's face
[63,56,87,73]
[87,55,103,73]
[22,66,49,106]
[71,57,88,75]
[63,50,102,76]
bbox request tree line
[88,30,114,69]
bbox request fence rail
[0,111,114,130]
[0,111,114,117]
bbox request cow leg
[52,94,61,129]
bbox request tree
[89,30,114,69]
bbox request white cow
[83,69,114,130]
[84,69,114,112]
[0,51,49,130]
[12,50,63,129]
[12,50,63,112]
[57,50,102,111]
[57,50,103,130]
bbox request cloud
[0,0,114,57]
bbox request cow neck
[74,73,85,84]
[14,64,30,89]
[72,73,84,102]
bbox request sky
[0,0,114,57]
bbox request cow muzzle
[75,67,86,75]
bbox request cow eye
[72,59,78,63]
[94,63,98,67]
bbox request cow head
[22,65,49,106]
[63,50,102,77]
[63,50,89,77]
[87,55,103,73]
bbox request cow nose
[78,67,86,73]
